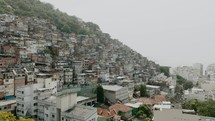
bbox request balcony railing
[57,85,80,96]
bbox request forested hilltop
[0,0,90,34]
[0,0,160,79]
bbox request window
[52,115,55,118]
[62,117,64,120]
[34,103,38,106]
[34,96,38,100]
[22,91,24,94]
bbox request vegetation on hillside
[0,0,100,35]
[173,75,193,103]
[159,66,170,77]
[176,75,194,90]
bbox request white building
[184,88,215,101]
[153,101,172,110]
[200,81,215,91]
[206,63,215,76]
[0,99,16,112]
[146,85,161,97]
[102,85,129,103]
[3,78,14,96]
[37,87,97,121]
[16,84,97,121]
[16,83,44,118]
[170,66,201,84]
[64,69,73,84]
[193,63,203,76]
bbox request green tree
[176,75,187,85]
[183,81,194,90]
[0,111,16,121]
[134,85,140,92]
[183,99,215,117]
[140,84,149,97]
[174,84,184,102]
[197,100,215,117]
[159,66,170,77]
[0,111,35,121]
[136,104,153,120]
[183,99,199,112]
[97,84,104,103]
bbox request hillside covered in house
[0,0,160,82]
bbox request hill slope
[0,0,160,80]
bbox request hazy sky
[41,0,215,68]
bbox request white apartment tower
[193,63,203,76]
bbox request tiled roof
[109,103,132,112]
[135,95,166,105]
[97,108,115,118]
[135,98,155,105]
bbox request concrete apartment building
[170,65,201,84]
[193,63,203,76]
[102,85,129,103]
[37,86,97,121]
[146,85,161,97]
[16,84,97,121]
[16,83,44,118]
[184,88,215,101]
[0,99,16,112]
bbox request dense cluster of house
[0,14,163,121]
[1,13,214,121]
[0,13,160,99]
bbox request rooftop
[0,99,16,107]
[125,102,143,108]
[153,104,171,110]
[154,109,201,121]
[109,103,132,113]
[97,108,118,119]
[102,85,123,92]
[63,105,96,120]
[77,96,89,102]
[44,95,57,104]
[135,95,166,105]
[146,85,160,89]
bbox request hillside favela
[0,0,215,121]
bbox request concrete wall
[57,92,77,112]
[14,77,25,93]
[104,90,116,103]
[116,87,129,103]
[4,78,14,96]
